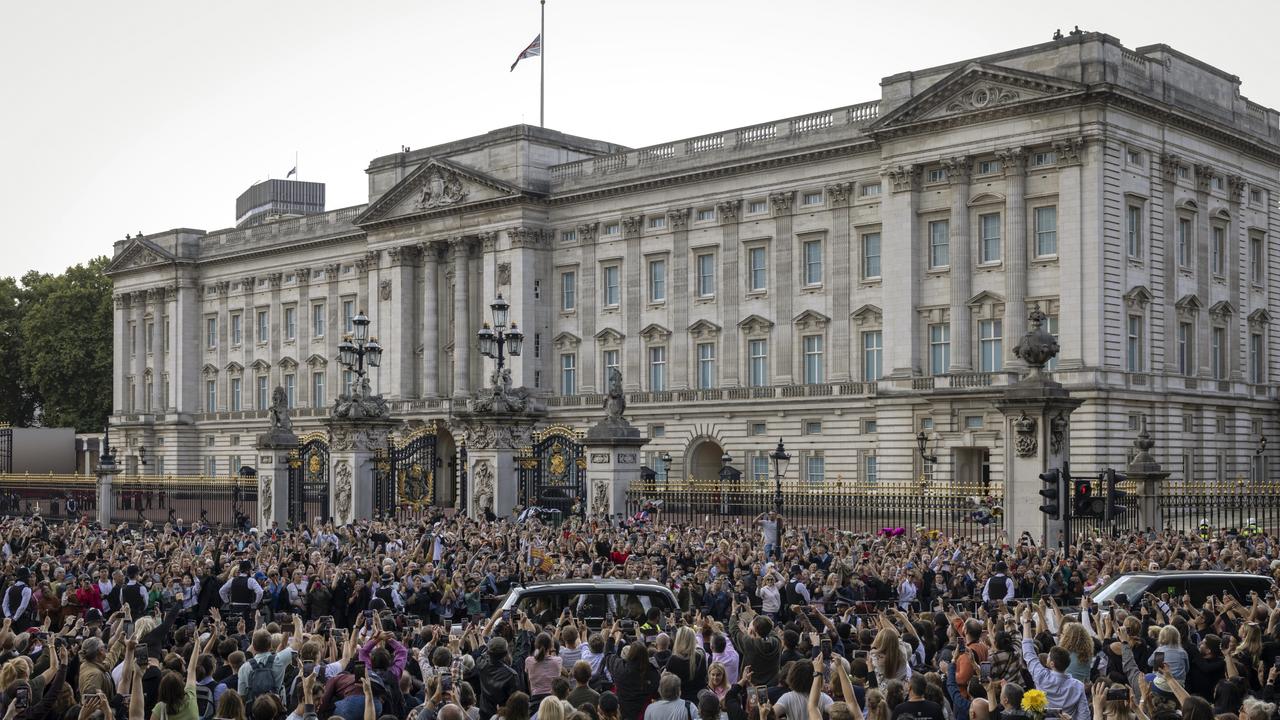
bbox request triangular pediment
[279,356,298,370]
[225,361,244,374]
[687,320,722,339]
[967,290,1006,308]
[201,363,219,377]
[1123,285,1153,310]
[1209,300,1236,318]
[355,158,525,225]
[639,323,672,342]
[553,332,581,350]
[249,359,271,372]
[1249,309,1272,327]
[738,314,775,336]
[1175,294,1203,312]
[872,63,1086,131]
[851,304,883,323]
[104,238,176,275]
[792,310,831,331]
[305,353,328,368]
[594,328,625,347]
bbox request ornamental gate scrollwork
[375,423,438,518]
[517,425,586,517]
[287,434,330,526]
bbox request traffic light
[1104,468,1128,522]
[1075,476,1105,515]
[1038,468,1062,519]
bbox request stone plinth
[995,377,1083,545]
[325,417,397,524]
[95,460,116,526]
[584,435,648,519]
[256,429,298,530]
[1126,422,1170,532]
[453,409,544,520]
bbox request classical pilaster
[450,238,472,398]
[387,245,417,400]
[1000,148,1029,366]
[295,268,312,405]
[667,210,690,392]
[579,223,599,393]
[825,184,853,383]
[267,272,283,395]
[418,242,442,398]
[215,281,230,410]
[324,264,341,406]
[883,165,921,377]
[1194,164,1214,375]
[160,285,178,412]
[239,275,256,390]
[770,191,795,384]
[624,223,643,391]
[1228,175,1247,380]
[944,157,973,372]
[1055,139,1087,370]
[717,200,743,387]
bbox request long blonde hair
[872,627,906,679]
[0,657,30,690]
[537,697,565,720]
[672,626,698,660]
[864,689,889,720]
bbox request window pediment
[225,361,244,375]
[738,314,775,337]
[201,364,219,378]
[687,320,722,340]
[595,328,625,348]
[1248,308,1272,329]
[553,332,582,351]
[639,323,672,343]
[792,310,830,332]
[1123,285,1153,311]
[851,304,883,327]
[305,353,328,368]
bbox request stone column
[770,192,795,384]
[1126,420,1170,532]
[295,268,312,405]
[1000,148,1029,367]
[623,218,644,390]
[1228,175,1247,380]
[578,223,600,393]
[327,417,397,524]
[995,308,1084,545]
[131,291,146,411]
[112,294,127,413]
[883,166,921,377]
[945,157,973,372]
[1194,164,1214,376]
[450,239,472,399]
[149,287,167,412]
[419,242,441,398]
[825,185,853,383]
[387,245,416,400]
[324,264,341,405]
[1056,139,1088,370]
[256,425,297,530]
[267,273,283,392]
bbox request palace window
[648,258,666,302]
[862,232,881,279]
[862,330,883,381]
[929,220,950,268]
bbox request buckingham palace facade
[105,32,1280,498]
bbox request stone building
[105,32,1280,502]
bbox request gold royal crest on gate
[548,444,567,479]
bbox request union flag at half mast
[510,34,541,71]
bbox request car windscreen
[514,590,673,624]
[1091,575,1154,604]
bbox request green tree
[18,257,113,432]
[0,277,37,426]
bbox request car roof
[512,579,672,592]
[1109,571,1273,581]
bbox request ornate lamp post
[477,293,524,372]
[916,431,938,464]
[769,439,790,513]
[337,311,383,395]
[657,451,672,483]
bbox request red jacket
[75,585,103,612]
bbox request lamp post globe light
[478,293,523,371]
[658,451,673,482]
[337,310,383,395]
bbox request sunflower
[1022,689,1048,714]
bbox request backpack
[195,681,216,720]
[243,653,278,705]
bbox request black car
[492,579,678,629]
[1090,571,1276,607]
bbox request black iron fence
[1158,478,1280,534]
[624,479,1006,542]
[0,474,257,527]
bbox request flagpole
[540,0,545,128]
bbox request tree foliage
[0,258,112,432]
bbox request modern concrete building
[104,32,1280,502]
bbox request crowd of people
[0,508,1276,720]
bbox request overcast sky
[3,0,1278,278]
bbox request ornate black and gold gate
[517,425,586,517]
[287,433,330,526]
[375,424,438,517]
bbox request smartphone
[13,685,28,711]
[136,644,149,666]
[502,609,512,623]
[1106,687,1129,702]
[352,661,366,681]
[820,637,832,660]
[1153,651,1165,668]
[330,629,343,643]
[440,671,453,692]
[979,661,992,681]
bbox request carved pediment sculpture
[415,165,469,210]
